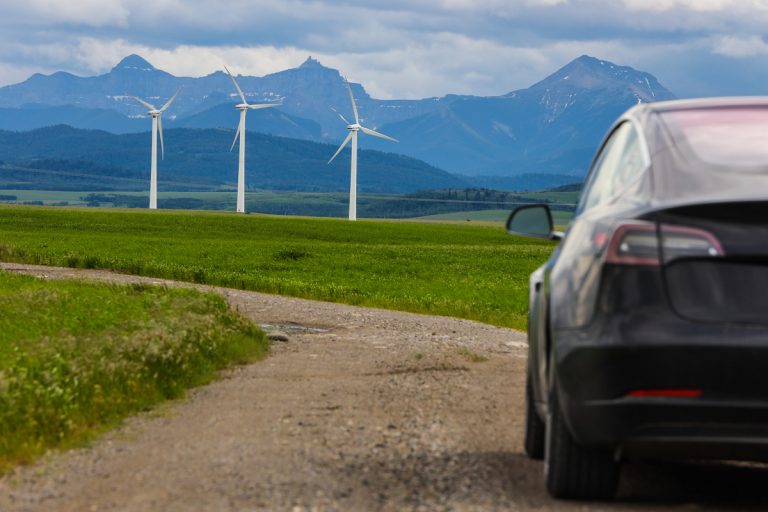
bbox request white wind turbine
[130,87,184,209]
[225,66,281,213]
[328,81,397,221]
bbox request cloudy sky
[2,0,768,99]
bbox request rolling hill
[0,125,468,193]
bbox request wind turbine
[130,87,183,209]
[328,80,397,221]
[224,66,281,213]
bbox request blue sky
[1,0,768,99]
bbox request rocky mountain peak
[112,54,156,72]
[299,56,325,69]
[527,54,675,102]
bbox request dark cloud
[1,0,767,98]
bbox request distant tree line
[408,188,544,203]
[79,187,577,219]
[368,188,576,217]
[81,194,207,210]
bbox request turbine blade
[360,126,398,142]
[247,103,281,110]
[345,80,359,124]
[224,65,247,104]
[160,86,184,112]
[328,132,353,164]
[130,96,155,110]
[158,115,165,160]
[230,125,240,152]
[330,106,350,125]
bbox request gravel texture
[1,263,766,511]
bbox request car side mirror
[506,204,559,240]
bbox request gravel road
[1,263,766,511]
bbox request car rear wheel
[524,371,545,459]
[545,386,619,500]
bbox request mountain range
[0,54,675,180]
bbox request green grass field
[0,189,350,209]
[415,208,573,225]
[0,189,577,223]
[0,190,94,203]
[0,205,556,329]
[0,271,268,472]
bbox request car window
[660,107,768,168]
[576,121,645,214]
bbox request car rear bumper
[555,342,768,461]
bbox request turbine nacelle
[225,66,283,155]
[328,80,398,166]
[130,87,184,161]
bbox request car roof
[636,96,768,115]
[631,97,768,207]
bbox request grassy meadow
[0,271,268,472]
[0,188,577,222]
[0,205,556,329]
[415,208,573,226]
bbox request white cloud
[528,0,569,5]
[0,31,691,99]
[0,61,56,85]
[436,0,567,8]
[2,0,130,26]
[713,35,768,57]
[2,37,315,81]
[623,0,768,11]
[1,0,768,99]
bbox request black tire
[524,372,545,459]
[545,386,619,500]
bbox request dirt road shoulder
[0,263,534,511]
[3,263,764,511]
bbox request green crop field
[0,205,557,330]
[0,188,577,223]
[415,208,573,226]
[520,190,580,204]
[0,271,268,472]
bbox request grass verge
[0,271,268,473]
[0,205,556,330]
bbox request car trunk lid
[654,202,768,325]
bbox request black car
[507,97,768,500]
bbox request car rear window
[660,107,768,168]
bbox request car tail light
[659,224,725,264]
[598,221,725,266]
[604,222,660,265]
[627,389,703,398]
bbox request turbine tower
[328,80,397,221]
[130,87,183,209]
[225,66,281,213]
